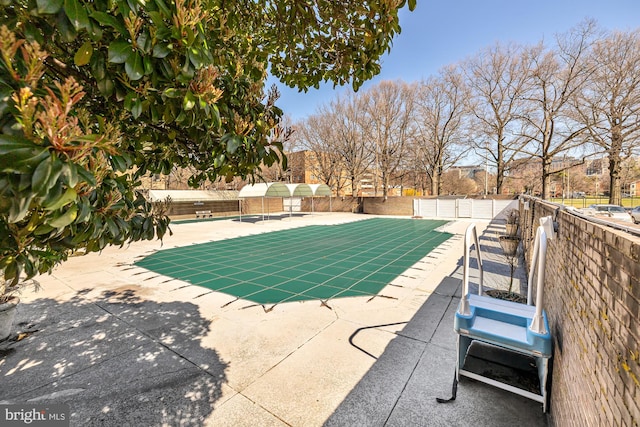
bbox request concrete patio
[0,213,548,426]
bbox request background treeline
[285,20,640,204]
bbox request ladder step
[468,294,536,319]
[470,315,528,345]
[455,295,553,357]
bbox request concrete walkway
[0,213,548,426]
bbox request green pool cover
[135,218,452,305]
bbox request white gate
[457,199,473,218]
[284,197,302,212]
[413,199,516,219]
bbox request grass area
[550,197,639,208]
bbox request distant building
[287,150,315,183]
[585,158,607,176]
[448,165,485,179]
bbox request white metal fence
[413,199,516,219]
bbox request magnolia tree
[0,0,415,294]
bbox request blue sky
[269,0,640,123]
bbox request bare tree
[574,29,640,205]
[166,166,196,189]
[405,141,431,195]
[413,67,469,196]
[519,20,600,199]
[441,170,478,195]
[361,80,415,199]
[463,42,532,194]
[329,91,372,196]
[296,110,347,193]
[508,158,542,195]
[472,169,496,196]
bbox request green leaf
[143,56,153,75]
[162,88,180,98]
[3,258,18,283]
[0,84,13,117]
[150,103,160,123]
[110,155,128,171]
[64,0,90,30]
[43,187,77,211]
[210,104,221,129]
[137,30,152,54]
[33,224,56,236]
[37,0,63,14]
[90,11,127,34]
[40,181,63,207]
[31,156,54,195]
[0,135,49,173]
[97,77,114,96]
[90,51,106,80]
[153,0,171,16]
[7,194,35,223]
[125,52,144,80]
[123,92,137,111]
[126,0,140,14]
[47,204,78,228]
[158,59,175,79]
[18,174,30,192]
[183,91,196,110]
[188,47,203,68]
[61,163,78,187]
[108,40,133,64]
[56,11,77,42]
[105,217,119,237]
[130,98,143,118]
[74,41,93,66]
[152,43,171,58]
[225,135,241,154]
[76,167,97,187]
[87,18,103,41]
[76,198,91,223]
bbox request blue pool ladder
[453,217,554,412]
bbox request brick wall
[519,197,640,426]
[300,196,413,215]
[362,197,414,215]
[300,197,363,213]
[241,198,283,214]
[167,200,239,217]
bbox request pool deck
[0,213,548,426]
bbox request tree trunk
[495,141,505,194]
[608,155,622,205]
[608,126,623,206]
[382,171,389,200]
[541,156,552,200]
[351,173,358,197]
[431,175,439,196]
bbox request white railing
[458,223,484,316]
[527,216,554,334]
[458,216,553,332]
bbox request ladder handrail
[459,223,484,316]
[528,216,553,335]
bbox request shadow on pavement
[324,274,548,427]
[324,216,547,427]
[0,289,227,426]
